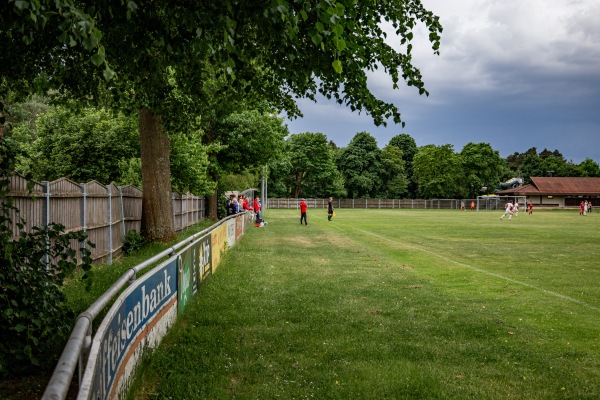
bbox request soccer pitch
[130,209,600,399]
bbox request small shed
[496,177,600,207]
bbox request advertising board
[177,234,212,314]
[79,258,178,400]
[211,223,227,272]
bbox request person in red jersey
[299,198,308,225]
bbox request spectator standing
[254,196,261,221]
[228,197,238,216]
[470,201,475,211]
[226,194,235,216]
[299,198,308,225]
[580,201,584,215]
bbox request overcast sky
[283,0,600,164]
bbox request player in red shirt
[299,199,308,225]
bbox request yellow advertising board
[211,222,227,272]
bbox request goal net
[476,195,527,212]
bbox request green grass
[128,209,600,399]
[0,221,216,400]
[64,220,215,319]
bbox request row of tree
[268,132,600,199]
[7,97,600,204]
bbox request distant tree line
[6,97,599,203]
[267,131,600,199]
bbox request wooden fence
[7,174,205,264]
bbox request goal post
[476,195,527,212]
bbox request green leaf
[15,324,26,332]
[332,59,343,74]
[300,10,308,21]
[127,1,138,12]
[103,66,116,80]
[336,39,346,51]
[308,29,322,46]
[90,48,105,66]
[333,24,344,36]
[15,1,29,11]
[316,21,324,33]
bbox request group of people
[299,197,335,225]
[501,199,534,220]
[580,200,593,215]
[226,193,262,220]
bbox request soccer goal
[476,195,527,211]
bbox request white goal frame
[476,195,527,212]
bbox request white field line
[330,219,600,313]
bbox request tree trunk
[206,169,219,219]
[207,189,219,219]
[139,108,175,242]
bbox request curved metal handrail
[42,214,242,399]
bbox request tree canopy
[2,0,443,240]
[338,132,383,198]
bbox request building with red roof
[496,177,600,207]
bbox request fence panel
[7,174,44,236]
[7,174,206,265]
[121,185,142,233]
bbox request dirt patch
[285,236,314,247]
[323,233,353,248]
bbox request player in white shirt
[500,201,514,220]
[514,201,519,216]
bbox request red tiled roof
[497,177,600,195]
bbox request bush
[0,136,94,377]
[123,230,146,255]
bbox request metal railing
[41,214,241,400]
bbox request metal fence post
[185,193,188,230]
[81,183,87,234]
[172,193,175,231]
[42,181,50,268]
[119,186,126,239]
[106,185,113,265]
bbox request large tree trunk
[207,189,219,220]
[206,169,219,219]
[139,108,175,242]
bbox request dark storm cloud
[284,0,600,163]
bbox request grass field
[128,208,600,399]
